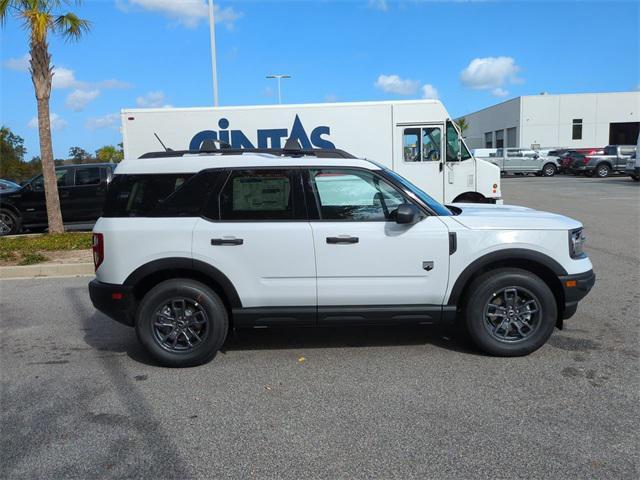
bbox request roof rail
[138,147,356,159]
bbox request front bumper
[88,279,136,326]
[558,269,596,320]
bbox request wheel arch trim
[447,248,568,306]
[123,257,242,307]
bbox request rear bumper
[558,269,596,320]
[88,279,136,326]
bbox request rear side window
[75,167,101,186]
[218,169,302,221]
[103,174,194,217]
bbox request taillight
[92,233,104,271]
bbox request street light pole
[208,0,219,106]
[266,74,291,104]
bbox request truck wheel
[464,268,557,356]
[595,164,611,178]
[542,163,557,177]
[0,209,20,236]
[135,279,229,367]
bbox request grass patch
[0,232,92,254]
[18,252,49,266]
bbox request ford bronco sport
[89,146,595,367]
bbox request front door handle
[211,238,243,246]
[326,236,359,244]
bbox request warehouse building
[462,91,640,150]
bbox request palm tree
[455,117,469,137]
[1,1,89,234]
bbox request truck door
[394,124,444,202]
[443,120,476,203]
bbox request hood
[448,203,582,231]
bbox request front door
[305,168,450,318]
[443,120,476,202]
[21,167,73,225]
[191,168,317,318]
[394,124,445,203]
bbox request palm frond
[54,11,89,41]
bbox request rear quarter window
[103,174,197,217]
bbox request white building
[462,91,640,150]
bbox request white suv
[89,147,595,367]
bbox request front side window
[219,169,297,221]
[31,168,72,191]
[446,121,472,162]
[309,169,405,221]
[75,167,101,186]
[402,127,442,162]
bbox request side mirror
[395,203,420,224]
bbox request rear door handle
[326,236,359,244]
[211,238,243,246]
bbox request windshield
[383,168,452,216]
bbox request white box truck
[121,100,501,204]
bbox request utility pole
[266,74,291,104]
[208,0,219,106]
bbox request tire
[542,163,557,177]
[595,163,611,178]
[464,268,557,356]
[0,209,20,236]
[631,175,639,182]
[135,279,229,367]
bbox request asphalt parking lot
[1,175,638,479]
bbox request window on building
[506,127,517,148]
[572,119,583,140]
[495,130,504,148]
[484,132,493,148]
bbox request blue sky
[1,0,638,159]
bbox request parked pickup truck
[569,145,636,178]
[478,148,559,176]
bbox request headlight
[569,228,587,258]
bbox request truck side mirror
[395,204,420,224]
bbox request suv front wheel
[136,279,229,367]
[464,268,557,356]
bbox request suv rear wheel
[135,279,229,367]
[464,268,557,356]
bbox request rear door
[305,167,450,320]
[192,168,317,322]
[394,124,445,202]
[68,165,107,221]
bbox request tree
[68,146,91,164]
[95,144,124,163]
[455,117,469,137]
[1,1,90,234]
[0,126,27,180]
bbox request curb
[0,262,94,280]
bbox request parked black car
[0,163,115,235]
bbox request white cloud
[136,90,167,108]
[124,0,242,28]
[324,93,338,103]
[97,79,133,89]
[3,54,30,72]
[421,84,439,99]
[368,0,388,11]
[491,87,509,98]
[28,113,68,131]
[86,113,120,130]
[66,89,100,111]
[460,56,522,91]
[374,74,420,95]
[52,67,82,89]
